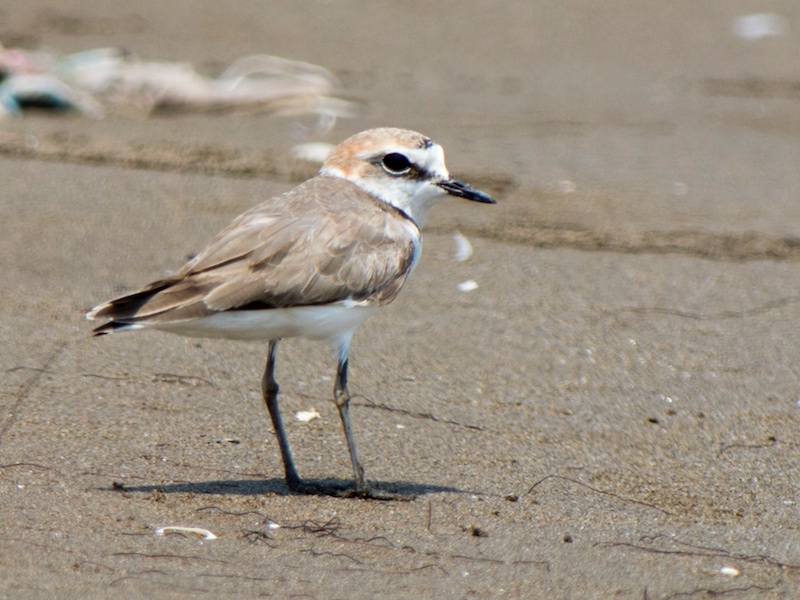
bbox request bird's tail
[85,279,175,335]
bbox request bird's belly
[153,303,379,342]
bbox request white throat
[353,176,447,228]
[322,142,451,228]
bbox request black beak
[437,178,497,204]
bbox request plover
[87,127,496,499]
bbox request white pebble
[295,409,321,422]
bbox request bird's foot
[343,486,414,501]
[288,479,414,501]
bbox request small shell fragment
[457,280,479,292]
[733,14,787,40]
[295,408,321,422]
[156,526,217,540]
[452,231,473,262]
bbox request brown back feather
[91,176,418,326]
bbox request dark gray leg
[333,355,408,500]
[262,340,301,490]
[334,357,367,493]
[263,339,408,500]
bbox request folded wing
[88,176,418,333]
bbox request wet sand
[2,2,800,598]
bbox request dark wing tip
[91,320,136,336]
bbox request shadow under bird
[86,127,496,499]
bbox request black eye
[381,153,412,174]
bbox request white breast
[150,302,379,342]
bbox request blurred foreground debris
[0,43,356,131]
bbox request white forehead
[364,140,449,178]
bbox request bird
[86,127,496,499]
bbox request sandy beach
[2,2,800,598]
